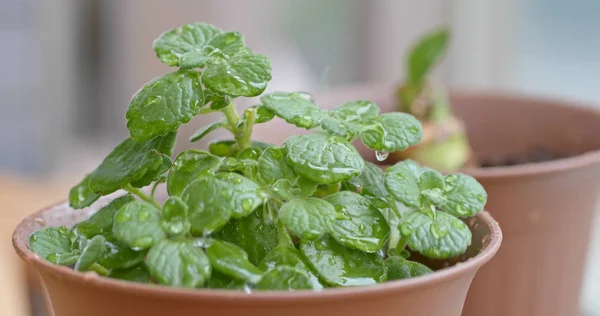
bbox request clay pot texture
[13,192,501,316]
[302,84,600,316]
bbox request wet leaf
[167,149,221,196]
[344,162,387,197]
[161,196,190,236]
[385,256,432,280]
[443,174,487,217]
[209,139,271,157]
[215,172,265,219]
[206,270,247,289]
[146,239,211,288]
[260,92,327,129]
[181,177,234,235]
[190,120,227,143]
[75,235,106,272]
[399,211,471,259]
[330,100,379,122]
[73,195,135,238]
[384,160,423,208]
[126,71,203,142]
[113,201,166,250]
[88,133,176,195]
[325,192,389,252]
[206,240,263,283]
[68,174,100,209]
[257,147,297,185]
[202,53,272,97]
[279,198,336,240]
[153,23,223,67]
[30,226,76,263]
[108,265,151,283]
[284,134,364,184]
[256,266,316,291]
[259,245,322,289]
[98,235,146,270]
[300,235,387,287]
[360,113,423,152]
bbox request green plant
[29,22,487,291]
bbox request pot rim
[13,199,501,304]
[317,83,600,180]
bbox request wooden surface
[0,175,72,316]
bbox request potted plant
[294,28,600,316]
[13,22,501,316]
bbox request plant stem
[238,107,256,150]
[222,103,241,133]
[123,184,161,209]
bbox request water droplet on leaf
[375,151,389,162]
[409,126,419,134]
[242,198,254,211]
[477,194,486,202]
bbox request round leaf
[68,174,100,209]
[320,117,360,139]
[360,112,423,152]
[257,147,297,185]
[98,235,146,270]
[284,134,364,184]
[126,71,203,142]
[443,174,487,217]
[161,196,190,236]
[385,256,433,280]
[29,226,74,262]
[279,198,336,240]
[113,201,166,250]
[256,266,316,291]
[215,172,265,218]
[260,92,327,129]
[300,235,387,287]
[146,239,211,288]
[399,211,471,259]
[73,194,135,238]
[384,160,422,208]
[167,149,221,196]
[331,100,379,122]
[206,240,263,283]
[153,23,223,66]
[325,192,390,252]
[344,162,387,197]
[181,177,234,235]
[202,53,272,97]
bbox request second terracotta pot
[274,84,600,316]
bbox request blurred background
[0,0,599,315]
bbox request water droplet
[116,211,131,223]
[430,223,449,239]
[242,198,254,211]
[477,194,486,202]
[396,172,405,180]
[357,224,366,233]
[295,115,314,128]
[220,190,230,198]
[138,209,150,222]
[375,151,389,162]
[409,126,420,134]
[271,149,283,159]
[132,237,153,250]
[235,120,246,130]
[297,91,314,101]
[233,177,243,184]
[400,223,413,236]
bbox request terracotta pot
[13,194,501,316]
[303,84,600,316]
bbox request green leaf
[284,134,364,184]
[113,201,166,250]
[209,139,272,157]
[126,71,203,142]
[260,92,327,129]
[236,147,263,162]
[420,169,447,206]
[384,160,422,208]
[344,162,387,197]
[30,226,75,263]
[271,179,296,200]
[89,133,176,195]
[301,235,387,287]
[206,270,247,289]
[279,198,336,240]
[167,149,221,196]
[161,196,190,236]
[254,105,275,124]
[202,53,272,97]
[259,245,322,289]
[73,195,135,238]
[69,174,100,209]
[153,22,223,67]
[443,174,487,217]
[325,192,389,252]
[407,28,449,85]
[257,147,296,185]
[256,266,316,291]
[360,113,423,152]
[399,211,471,259]
[179,51,216,70]
[181,177,233,235]
[190,120,226,143]
[215,172,265,218]
[75,235,106,272]
[204,91,231,110]
[108,265,151,283]
[213,205,281,265]
[98,235,146,270]
[331,100,380,122]
[320,117,361,139]
[146,239,211,288]
[385,256,433,280]
[205,31,249,57]
[206,240,263,283]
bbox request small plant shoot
[30,22,487,292]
